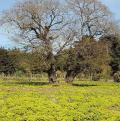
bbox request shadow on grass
[72,83,97,87]
[14,81,50,86]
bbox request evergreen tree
[0,48,15,75]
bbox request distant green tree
[8,48,31,74]
[29,51,45,74]
[0,48,15,75]
[100,35,120,82]
[55,50,69,71]
[65,36,108,82]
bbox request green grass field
[0,79,120,121]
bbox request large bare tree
[67,0,117,38]
[0,0,76,83]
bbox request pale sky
[0,0,120,48]
[101,0,120,21]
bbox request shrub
[113,71,120,82]
[92,74,101,81]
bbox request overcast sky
[0,0,120,48]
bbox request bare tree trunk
[47,64,56,83]
[65,70,77,83]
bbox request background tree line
[0,34,120,82]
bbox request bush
[92,74,101,81]
[113,72,120,82]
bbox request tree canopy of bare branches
[67,0,119,38]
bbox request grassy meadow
[0,77,120,121]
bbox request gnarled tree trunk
[47,64,56,83]
[65,70,77,83]
[65,63,81,83]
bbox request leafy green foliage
[65,36,108,82]
[0,48,16,75]
[100,35,120,81]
